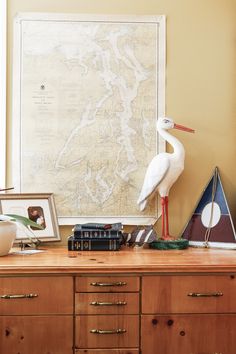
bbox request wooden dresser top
[0,246,236,275]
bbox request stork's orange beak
[174,123,195,133]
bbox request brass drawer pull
[90,281,127,287]
[90,301,127,306]
[0,293,38,299]
[188,292,223,297]
[90,328,126,334]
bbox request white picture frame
[0,193,60,242]
[12,13,166,225]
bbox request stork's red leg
[165,196,169,237]
[160,196,176,240]
[161,197,166,238]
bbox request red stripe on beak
[174,123,195,133]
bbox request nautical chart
[12,14,165,224]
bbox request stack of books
[68,222,123,252]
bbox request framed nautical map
[12,13,166,225]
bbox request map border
[12,13,166,225]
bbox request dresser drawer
[75,293,139,314]
[76,276,139,292]
[0,276,73,315]
[0,315,73,354]
[141,314,236,354]
[142,274,236,313]
[75,315,139,348]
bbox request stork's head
[157,117,194,133]
[157,117,174,130]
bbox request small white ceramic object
[0,220,17,256]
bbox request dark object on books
[123,225,157,246]
[73,222,122,231]
[68,235,122,251]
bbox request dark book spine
[68,237,121,251]
[74,230,122,239]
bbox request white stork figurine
[137,117,194,240]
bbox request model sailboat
[182,167,236,249]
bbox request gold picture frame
[0,193,60,242]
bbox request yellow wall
[7,0,236,242]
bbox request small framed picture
[0,193,60,242]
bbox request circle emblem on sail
[201,202,221,228]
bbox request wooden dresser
[0,246,236,354]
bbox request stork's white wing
[137,154,170,207]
